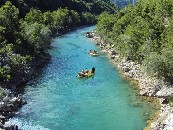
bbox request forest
[97,0,173,81]
[0,0,118,85]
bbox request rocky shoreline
[0,52,51,130]
[0,89,26,130]
[0,26,91,130]
[87,31,173,130]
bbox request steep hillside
[0,0,118,87]
[0,0,118,17]
[97,0,173,81]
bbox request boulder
[156,87,173,98]
[110,55,115,59]
[110,50,117,55]
[85,32,93,38]
[123,67,130,72]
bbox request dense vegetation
[97,0,173,81]
[0,0,118,17]
[0,0,118,86]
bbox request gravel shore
[87,31,173,130]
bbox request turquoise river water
[9,26,154,130]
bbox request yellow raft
[90,53,98,57]
[88,50,98,57]
[77,70,95,78]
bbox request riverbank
[87,31,173,130]
[0,25,95,130]
[0,52,51,130]
[0,89,27,130]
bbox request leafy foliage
[0,0,118,17]
[81,12,96,25]
[0,1,117,83]
[0,1,20,45]
[20,21,51,53]
[96,0,173,81]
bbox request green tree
[20,21,51,54]
[24,8,44,24]
[81,12,96,25]
[97,11,116,38]
[68,10,80,27]
[0,1,19,44]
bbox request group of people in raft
[88,50,98,56]
[77,49,98,78]
[78,67,95,78]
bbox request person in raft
[78,69,85,77]
[89,50,97,54]
[78,67,95,77]
[85,68,89,73]
[81,69,85,74]
[93,50,97,54]
[91,67,95,73]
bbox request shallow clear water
[10,26,152,130]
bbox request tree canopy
[0,0,118,85]
[96,0,173,81]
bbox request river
[9,26,154,130]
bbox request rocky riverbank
[87,31,173,130]
[0,52,51,130]
[1,52,51,88]
[0,89,26,130]
[0,26,89,130]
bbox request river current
[9,26,154,130]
